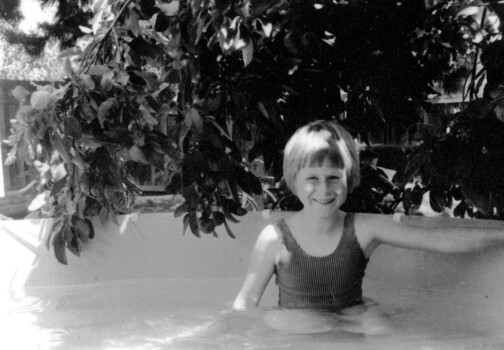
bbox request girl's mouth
[314,198,335,205]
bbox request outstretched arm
[356,213,504,257]
[232,224,280,311]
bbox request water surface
[4,278,504,350]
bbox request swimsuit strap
[343,212,356,241]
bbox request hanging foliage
[3,0,504,263]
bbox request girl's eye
[307,177,318,181]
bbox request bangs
[293,130,349,171]
[302,147,346,170]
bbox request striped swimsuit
[274,213,369,311]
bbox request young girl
[232,120,504,334]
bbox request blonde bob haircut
[283,120,360,195]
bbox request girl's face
[295,160,348,218]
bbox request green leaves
[128,37,164,59]
[77,73,96,91]
[52,225,68,265]
[28,192,49,212]
[47,215,96,265]
[63,116,83,139]
[188,211,199,237]
[11,86,30,102]
[236,168,262,195]
[174,201,189,217]
[185,107,203,131]
[156,0,180,17]
[30,90,52,110]
[178,207,237,239]
[52,132,72,165]
[175,175,247,238]
[127,7,140,37]
[250,0,281,15]
[456,6,479,18]
[3,144,18,166]
[97,97,117,127]
[242,42,253,67]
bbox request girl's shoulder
[353,212,396,257]
[256,221,284,248]
[251,223,284,261]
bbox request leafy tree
[403,3,504,219]
[3,0,504,264]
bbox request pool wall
[2,212,504,310]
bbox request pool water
[3,277,504,350]
[2,213,504,349]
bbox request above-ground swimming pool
[2,212,504,349]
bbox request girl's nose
[319,181,330,194]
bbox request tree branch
[82,0,135,73]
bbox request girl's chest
[292,232,343,257]
[275,238,362,287]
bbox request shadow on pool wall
[3,211,504,348]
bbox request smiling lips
[313,198,336,205]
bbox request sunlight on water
[2,297,66,349]
[102,323,214,350]
[2,278,504,350]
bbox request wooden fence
[0,79,36,195]
[0,80,40,217]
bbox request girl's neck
[293,209,345,236]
